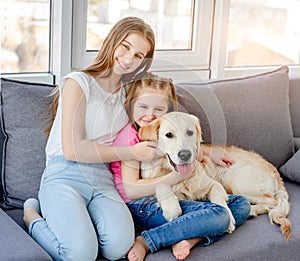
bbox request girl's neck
[94,73,122,93]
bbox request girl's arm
[121,159,191,200]
[61,78,162,163]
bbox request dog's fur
[139,111,291,240]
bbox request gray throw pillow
[0,78,54,208]
[176,66,294,168]
[280,150,300,183]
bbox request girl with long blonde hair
[23,17,161,261]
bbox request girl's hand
[210,153,234,167]
[132,141,164,163]
[200,145,234,168]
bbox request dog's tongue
[176,164,192,176]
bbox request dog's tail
[268,170,292,242]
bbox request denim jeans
[127,194,250,253]
[29,155,134,261]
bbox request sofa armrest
[0,208,52,261]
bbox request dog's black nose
[178,150,192,161]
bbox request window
[226,0,300,68]
[1,0,51,74]
[1,0,299,83]
[72,0,214,75]
[86,0,194,51]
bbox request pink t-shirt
[110,123,141,203]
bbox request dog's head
[139,112,203,175]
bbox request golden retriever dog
[139,111,291,240]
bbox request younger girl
[111,74,251,261]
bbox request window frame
[71,0,214,73]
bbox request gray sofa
[0,65,299,261]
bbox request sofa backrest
[176,66,296,168]
[0,66,299,208]
[0,78,55,209]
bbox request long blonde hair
[124,73,178,130]
[45,17,155,137]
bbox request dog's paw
[161,199,182,222]
[226,214,236,233]
[156,183,182,222]
[227,221,236,233]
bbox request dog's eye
[187,130,194,136]
[165,132,174,138]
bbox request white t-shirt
[45,72,129,164]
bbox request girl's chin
[139,121,151,126]
[113,64,131,75]
[113,68,125,76]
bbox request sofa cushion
[0,78,54,208]
[176,66,294,168]
[279,149,300,184]
[0,208,52,260]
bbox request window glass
[1,0,51,74]
[86,0,194,51]
[226,0,300,67]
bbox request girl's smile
[133,90,169,127]
[113,33,150,75]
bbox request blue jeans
[29,155,134,261]
[127,195,250,253]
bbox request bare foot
[128,236,150,261]
[23,209,42,229]
[172,238,203,260]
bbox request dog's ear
[189,114,203,149]
[138,119,161,142]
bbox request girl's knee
[59,231,98,261]
[65,249,98,261]
[101,234,133,260]
[59,243,98,261]
[229,195,250,208]
[238,196,251,216]
[228,195,251,226]
[211,205,231,232]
